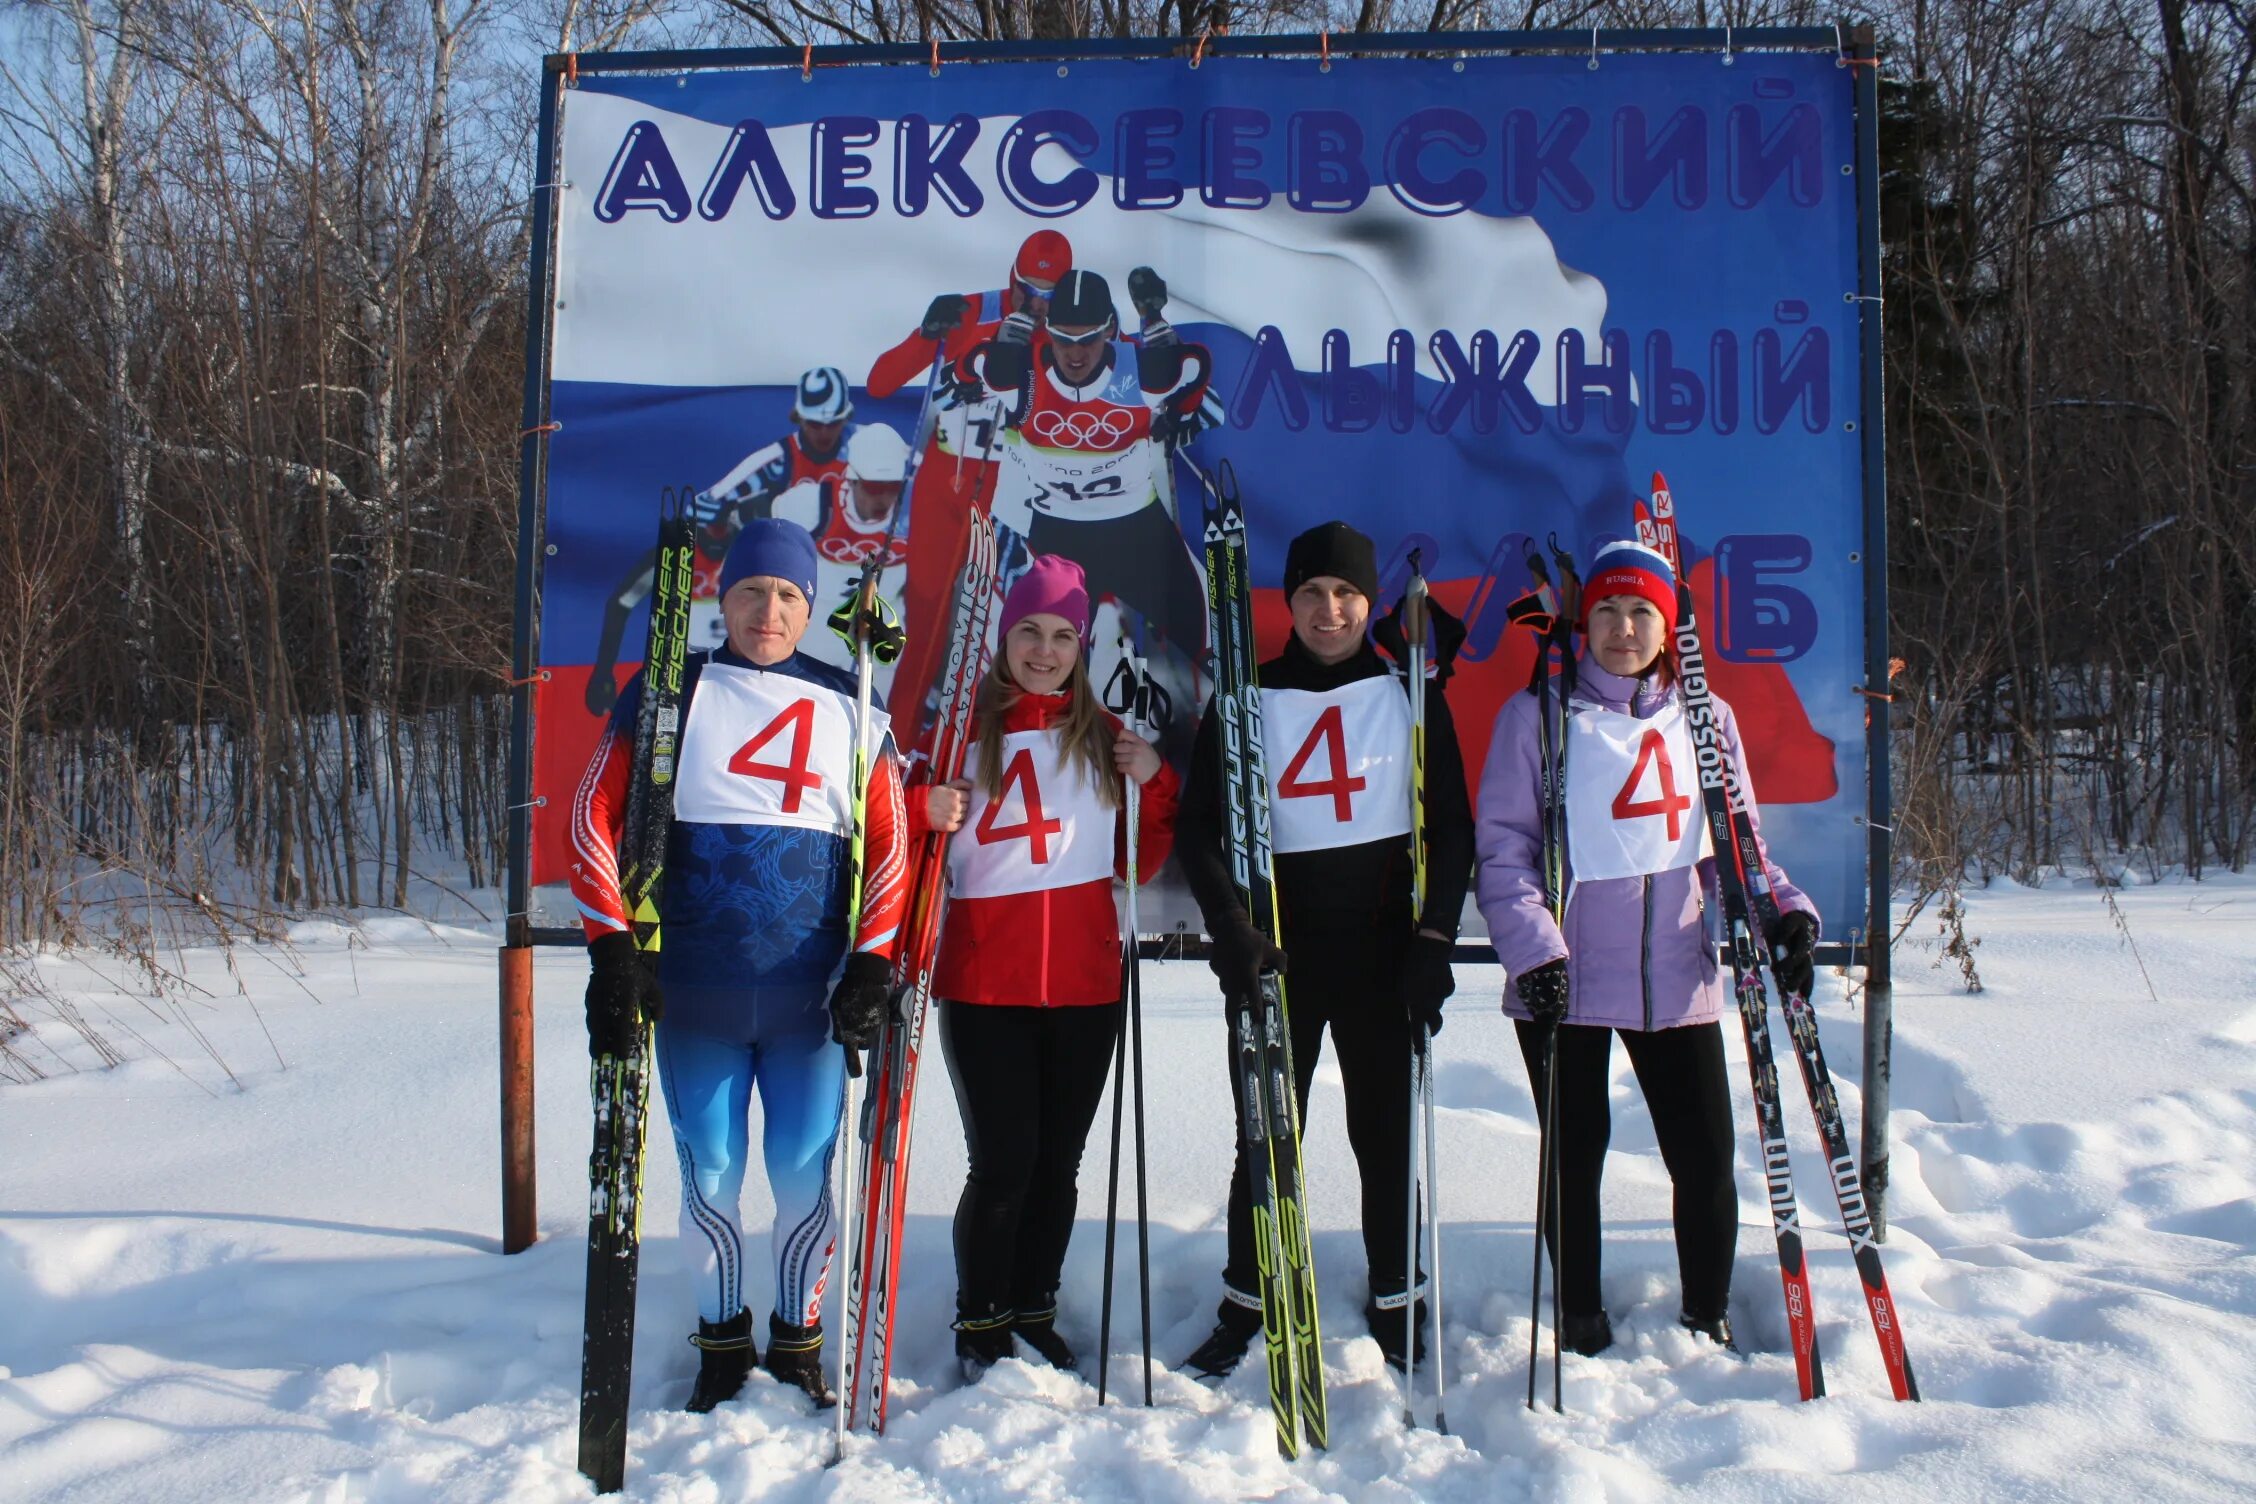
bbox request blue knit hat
[719,517,819,603]
[1580,540,1677,628]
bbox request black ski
[1196,459,1327,1457]
[577,493,696,1492]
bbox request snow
[6,879,2256,1501]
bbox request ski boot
[763,1313,835,1407]
[1365,1291,1429,1374]
[1560,1310,1615,1357]
[1012,1304,1078,1372]
[954,1304,1016,1385]
[1680,1307,1739,1353]
[1182,1291,1264,1384]
[685,1308,757,1413]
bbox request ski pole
[1421,1033,1448,1432]
[1123,645,1154,1404]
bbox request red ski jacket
[916,692,1177,1007]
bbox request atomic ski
[1641,475,1918,1402]
[1197,459,1328,1458]
[839,512,1000,1436]
[577,493,697,1493]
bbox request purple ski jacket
[1474,656,1817,1032]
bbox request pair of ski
[1638,472,1918,1405]
[1196,459,1330,1460]
[577,495,697,1493]
[834,508,1000,1455]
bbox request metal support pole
[500,920,538,1253]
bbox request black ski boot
[1182,1293,1264,1384]
[954,1304,1016,1385]
[1365,1293,1429,1374]
[1013,1305,1078,1372]
[685,1308,757,1413]
[762,1313,835,1407]
[1680,1308,1739,1353]
[1560,1310,1615,1357]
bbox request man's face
[797,417,846,457]
[1289,576,1369,664]
[848,478,901,524]
[722,576,812,665]
[1012,273,1056,324]
[1047,320,1109,383]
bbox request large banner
[529,44,1873,935]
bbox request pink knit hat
[998,554,1091,645]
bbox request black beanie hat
[1047,269,1116,331]
[1283,521,1379,603]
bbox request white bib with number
[1564,702,1710,882]
[949,730,1117,898]
[672,662,889,837]
[1261,676,1413,855]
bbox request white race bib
[672,663,889,837]
[1262,677,1414,854]
[949,729,1117,898]
[1564,702,1711,882]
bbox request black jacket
[1178,634,1474,947]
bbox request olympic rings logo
[1029,407,1138,451]
[819,535,906,566]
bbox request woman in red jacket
[917,553,1178,1382]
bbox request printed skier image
[902,555,1177,1382]
[951,266,1215,751]
[868,231,1072,748]
[770,423,912,693]
[583,366,858,713]
[1474,539,1821,1360]
[571,516,909,1413]
[1175,520,1475,1384]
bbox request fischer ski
[1641,474,1918,1403]
[577,492,696,1494]
[1197,458,1328,1458]
[838,512,1000,1439]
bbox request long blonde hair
[975,651,1123,809]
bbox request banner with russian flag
[527,44,1872,935]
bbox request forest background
[0,0,2247,954]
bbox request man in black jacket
[1177,520,1474,1379]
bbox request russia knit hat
[1282,521,1379,603]
[719,517,820,604]
[1580,539,1678,628]
[998,553,1091,646]
[1012,230,1072,287]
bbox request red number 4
[727,698,824,812]
[1278,705,1367,822]
[975,748,1063,862]
[1611,727,1692,841]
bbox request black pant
[940,999,1121,1316]
[1516,1018,1738,1320]
[1221,919,1418,1304]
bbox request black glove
[1767,910,1818,999]
[997,309,1038,347]
[1208,920,1286,1003]
[1402,933,1455,1038]
[921,293,968,341]
[584,666,618,716]
[828,951,894,1071]
[1515,958,1570,1027]
[585,931,662,1058]
[1149,401,1204,451]
[1372,592,1471,683]
[826,581,906,665]
[1127,266,1168,321]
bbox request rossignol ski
[577,493,696,1494]
[1641,474,1917,1403]
[838,513,1000,1440]
[1196,457,1328,1458]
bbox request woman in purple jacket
[1474,541,1819,1356]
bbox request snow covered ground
[4,873,2255,1502]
